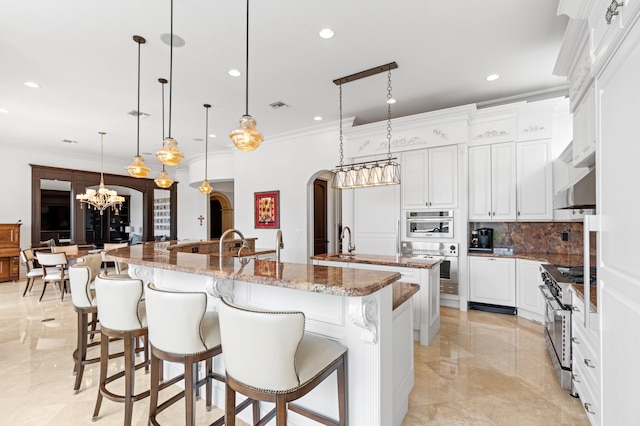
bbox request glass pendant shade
[126,155,150,178]
[156,137,184,166]
[368,163,384,186]
[229,115,263,151]
[381,160,401,185]
[332,169,348,189]
[198,180,213,194]
[356,166,370,187]
[154,169,173,188]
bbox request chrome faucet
[275,230,284,262]
[341,226,356,255]
[219,228,247,258]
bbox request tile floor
[0,277,589,425]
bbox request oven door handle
[538,285,554,301]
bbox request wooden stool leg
[337,354,348,426]
[148,352,161,424]
[253,400,260,424]
[73,311,89,393]
[123,333,135,426]
[276,394,287,426]
[184,358,196,426]
[225,382,236,426]
[92,333,109,421]
[205,358,212,411]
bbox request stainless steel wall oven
[401,241,458,294]
[406,211,454,239]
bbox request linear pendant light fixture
[331,62,400,189]
[156,0,185,166]
[154,78,174,188]
[229,0,264,151]
[199,104,213,194]
[77,132,125,214]
[127,35,151,178]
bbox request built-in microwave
[406,211,454,238]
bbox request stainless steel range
[539,263,596,392]
[401,241,458,294]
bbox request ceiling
[1,0,569,168]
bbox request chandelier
[126,35,151,178]
[154,78,174,188]
[229,0,263,151]
[332,62,400,189]
[199,104,213,194]
[77,132,125,215]
[155,0,185,166]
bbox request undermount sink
[327,253,354,260]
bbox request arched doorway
[209,192,233,238]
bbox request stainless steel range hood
[553,168,596,210]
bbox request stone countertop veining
[106,243,400,297]
[310,253,442,269]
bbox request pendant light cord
[338,83,344,167]
[136,39,141,156]
[245,0,249,116]
[204,104,210,179]
[160,78,167,172]
[386,69,393,160]
[99,132,105,184]
[168,0,174,138]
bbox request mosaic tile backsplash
[470,222,595,255]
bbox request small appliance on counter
[469,228,493,253]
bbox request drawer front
[440,283,459,295]
[572,363,601,426]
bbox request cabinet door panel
[468,145,492,220]
[428,145,458,209]
[401,151,428,209]
[469,257,516,306]
[517,140,552,221]
[355,184,400,256]
[491,142,516,220]
[516,259,544,316]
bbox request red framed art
[254,190,280,229]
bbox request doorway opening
[307,171,341,259]
[209,192,233,239]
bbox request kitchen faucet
[340,226,356,255]
[275,230,284,262]
[219,228,247,258]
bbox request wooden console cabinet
[0,223,21,282]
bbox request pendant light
[126,35,151,178]
[229,0,263,151]
[154,78,173,188]
[199,104,213,194]
[155,0,185,166]
[77,132,125,214]
[331,62,400,189]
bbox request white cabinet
[515,259,544,322]
[468,256,516,307]
[353,184,400,256]
[516,140,553,221]
[401,145,458,210]
[468,142,516,221]
[572,84,596,168]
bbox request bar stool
[102,242,128,275]
[144,284,259,426]
[69,254,102,394]
[218,298,348,426]
[20,249,43,296]
[92,275,149,426]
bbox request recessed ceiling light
[24,81,40,88]
[486,74,500,81]
[0,109,9,114]
[228,69,241,77]
[209,134,217,138]
[314,116,323,121]
[319,28,335,39]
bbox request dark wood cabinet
[0,223,21,283]
[85,195,130,246]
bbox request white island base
[129,264,415,426]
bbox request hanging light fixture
[77,132,125,215]
[229,0,263,151]
[199,104,213,194]
[154,78,174,188]
[155,0,185,166]
[126,35,151,178]
[331,62,400,189]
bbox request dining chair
[35,251,69,301]
[102,242,128,275]
[20,248,43,297]
[218,298,348,426]
[52,244,79,256]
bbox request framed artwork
[254,190,280,229]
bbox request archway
[209,192,233,238]
[306,170,340,259]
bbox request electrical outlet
[562,232,569,241]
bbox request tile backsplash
[470,222,595,255]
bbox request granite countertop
[311,253,442,269]
[571,284,597,312]
[393,282,420,310]
[107,243,400,297]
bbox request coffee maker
[469,228,493,253]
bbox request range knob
[449,245,456,253]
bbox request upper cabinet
[401,145,458,210]
[572,84,596,168]
[517,140,553,221]
[469,142,517,221]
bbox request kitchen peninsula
[106,243,416,426]
[311,252,442,346]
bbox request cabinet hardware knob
[492,211,495,216]
[571,305,580,312]
[571,337,580,344]
[518,211,520,216]
[584,402,596,414]
[584,358,595,368]
[572,373,580,383]
[488,212,491,216]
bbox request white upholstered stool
[144,284,258,426]
[218,298,348,426]
[92,275,149,426]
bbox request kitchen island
[106,243,416,426]
[311,253,441,346]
